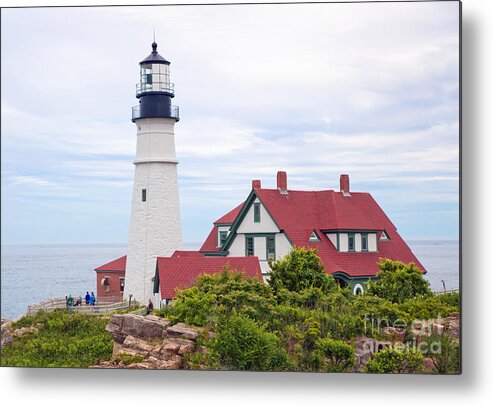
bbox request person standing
[67,295,73,311]
[85,291,90,305]
[90,292,96,306]
[146,299,154,315]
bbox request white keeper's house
[94,42,426,307]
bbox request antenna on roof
[153,28,156,43]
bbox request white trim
[134,159,179,164]
[353,283,364,295]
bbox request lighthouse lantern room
[132,42,179,122]
[124,41,183,306]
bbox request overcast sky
[1,1,460,245]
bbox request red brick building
[94,255,126,299]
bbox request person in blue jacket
[85,291,90,305]
[89,292,96,306]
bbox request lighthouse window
[142,189,147,202]
[146,73,152,84]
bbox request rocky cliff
[92,314,202,369]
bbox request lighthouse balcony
[136,82,175,96]
[132,104,180,122]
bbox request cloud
[9,176,54,187]
[1,3,460,243]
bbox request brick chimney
[340,174,350,195]
[252,179,261,189]
[277,171,287,192]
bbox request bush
[366,259,432,303]
[268,248,338,294]
[424,333,460,374]
[1,310,113,368]
[316,338,355,372]
[209,313,291,371]
[398,296,458,320]
[162,287,216,326]
[436,292,460,308]
[365,347,424,373]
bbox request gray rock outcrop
[94,314,200,369]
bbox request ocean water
[0,241,459,320]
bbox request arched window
[353,283,364,295]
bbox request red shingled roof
[156,256,263,299]
[214,202,244,224]
[200,187,426,278]
[200,203,245,252]
[95,255,126,272]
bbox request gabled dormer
[326,231,379,252]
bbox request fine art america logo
[363,314,447,355]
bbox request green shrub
[365,347,424,373]
[316,338,355,372]
[162,287,216,326]
[436,292,460,308]
[1,310,113,368]
[366,259,432,304]
[398,296,458,320]
[424,333,460,374]
[209,313,291,371]
[269,248,338,294]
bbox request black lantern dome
[132,42,179,122]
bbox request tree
[365,259,432,303]
[268,247,337,294]
[365,347,424,373]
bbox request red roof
[214,202,244,224]
[200,226,221,252]
[156,256,263,299]
[200,187,426,278]
[94,255,126,272]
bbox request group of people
[85,292,96,306]
[66,292,96,310]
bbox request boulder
[100,314,202,369]
[109,314,124,329]
[1,329,14,349]
[121,314,145,337]
[162,340,181,355]
[114,347,147,359]
[167,323,199,340]
[355,349,372,367]
[123,335,155,355]
[105,323,127,344]
[112,343,123,359]
[1,319,13,331]
[156,356,182,370]
[382,327,406,342]
[423,357,436,372]
[431,323,445,336]
[140,317,169,339]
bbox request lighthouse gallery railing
[131,104,179,121]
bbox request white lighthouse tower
[124,42,182,305]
